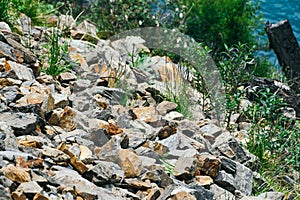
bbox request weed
[159,154,175,176]
[42,27,72,77]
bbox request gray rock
[214,159,253,196]
[0,112,38,136]
[8,61,35,81]
[83,160,124,185]
[51,165,122,200]
[258,192,285,200]
[156,101,178,115]
[52,93,69,109]
[0,22,11,32]
[16,181,43,194]
[201,123,222,144]
[0,86,22,103]
[210,184,235,200]
[0,184,10,200]
[173,156,198,181]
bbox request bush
[182,0,259,53]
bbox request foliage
[0,0,12,26]
[42,28,72,76]
[181,0,259,53]
[244,88,300,197]
[218,43,255,127]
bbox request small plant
[0,0,12,26]
[159,154,175,176]
[42,28,72,76]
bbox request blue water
[257,0,300,66]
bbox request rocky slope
[0,15,292,200]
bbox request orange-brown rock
[1,165,31,183]
[18,140,43,148]
[132,107,159,123]
[118,149,142,178]
[12,191,26,200]
[169,191,197,200]
[196,155,221,178]
[58,142,88,174]
[195,175,214,186]
[33,193,49,200]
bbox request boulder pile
[0,15,291,200]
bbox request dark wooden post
[265,20,300,86]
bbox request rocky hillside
[0,14,296,200]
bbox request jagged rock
[123,178,152,190]
[157,121,178,139]
[0,86,22,103]
[0,112,38,136]
[158,133,208,159]
[169,190,197,200]
[83,160,124,185]
[0,184,10,200]
[94,134,128,162]
[118,149,143,178]
[1,165,31,183]
[0,22,11,32]
[165,111,184,121]
[258,192,285,200]
[7,61,35,81]
[51,166,122,199]
[58,72,77,83]
[17,13,31,35]
[52,93,69,109]
[156,101,178,115]
[173,156,198,180]
[42,147,69,163]
[200,123,222,144]
[196,154,221,178]
[141,168,174,188]
[209,184,235,200]
[16,181,43,195]
[214,159,253,196]
[114,187,141,200]
[11,191,26,200]
[57,106,76,131]
[58,15,75,30]
[195,176,214,187]
[132,106,160,123]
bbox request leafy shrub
[0,0,12,26]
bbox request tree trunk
[265,20,300,87]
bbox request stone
[12,191,26,200]
[1,165,31,183]
[169,190,197,200]
[165,111,184,121]
[173,156,198,180]
[58,106,76,131]
[214,160,253,196]
[93,94,109,109]
[112,187,140,200]
[124,178,152,190]
[0,85,22,103]
[195,176,214,186]
[94,134,127,162]
[200,123,222,144]
[18,139,43,148]
[156,101,178,115]
[0,22,11,32]
[258,192,285,200]
[17,13,31,35]
[58,72,77,83]
[83,160,124,185]
[209,184,235,200]
[196,154,221,178]
[8,61,35,81]
[58,142,88,174]
[16,181,43,194]
[51,166,122,199]
[0,184,10,200]
[52,93,69,109]
[157,121,178,139]
[118,149,143,178]
[0,112,38,136]
[33,193,49,200]
[42,147,69,163]
[132,106,160,123]
[58,15,75,30]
